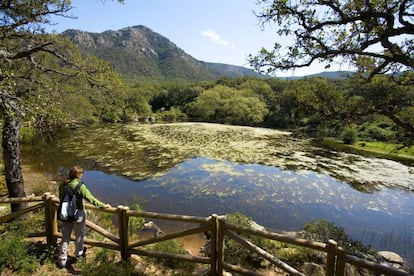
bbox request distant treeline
[26,74,414,148]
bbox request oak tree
[250,0,414,80]
[0,0,124,212]
[250,0,414,146]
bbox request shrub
[225,213,313,268]
[128,199,145,237]
[146,239,194,271]
[341,127,358,145]
[19,126,36,144]
[301,219,372,255]
[0,231,39,274]
[358,123,394,142]
[157,107,188,122]
[77,248,135,276]
[31,181,50,196]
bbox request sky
[46,0,346,77]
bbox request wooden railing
[0,193,411,276]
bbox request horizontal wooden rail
[129,247,211,264]
[222,262,265,276]
[0,195,43,203]
[129,223,211,248]
[345,254,411,276]
[85,220,120,244]
[223,221,327,251]
[224,228,305,276]
[127,209,211,224]
[0,202,44,223]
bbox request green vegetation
[0,231,40,274]
[0,215,55,275]
[77,248,135,276]
[316,139,414,166]
[224,214,377,271]
[301,219,373,256]
[145,239,195,272]
[128,197,146,237]
[250,1,413,81]
[2,1,413,215]
[0,210,393,275]
[1,0,412,274]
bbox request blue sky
[47,0,343,77]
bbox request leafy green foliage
[185,85,269,126]
[156,107,187,122]
[77,248,135,276]
[341,126,358,145]
[250,0,413,81]
[301,219,372,255]
[0,233,39,274]
[146,239,195,271]
[225,213,314,268]
[0,222,45,274]
[224,213,263,265]
[128,198,145,237]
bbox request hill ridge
[63,25,262,82]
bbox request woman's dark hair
[65,166,83,184]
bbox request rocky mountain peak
[62,25,262,81]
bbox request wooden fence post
[216,215,225,276]
[209,214,218,275]
[43,193,58,247]
[335,246,346,276]
[118,205,130,260]
[326,239,337,276]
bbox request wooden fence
[0,193,411,276]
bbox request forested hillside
[63,25,262,82]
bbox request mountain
[62,25,262,82]
[281,71,355,80]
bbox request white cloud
[201,29,235,48]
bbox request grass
[315,139,414,166]
[354,141,414,157]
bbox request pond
[22,123,414,266]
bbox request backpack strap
[74,181,83,194]
[65,181,83,196]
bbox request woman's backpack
[58,182,83,222]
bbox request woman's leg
[74,209,86,257]
[58,221,73,267]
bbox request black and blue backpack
[58,182,82,222]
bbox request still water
[23,123,414,265]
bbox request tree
[0,0,124,212]
[185,85,269,126]
[250,0,414,81]
[250,0,414,146]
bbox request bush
[31,181,50,196]
[146,239,194,271]
[225,213,313,268]
[341,127,357,144]
[77,248,135,276]
[360,125,393,142]
[156,107,187,122]
[0,231,39,274]
[301,219,372,255]
[128,199,145,237]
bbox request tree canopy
[250,0,414,81]
[0,0,125,212]
[184,85,269,126]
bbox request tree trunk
[2,114,27,212]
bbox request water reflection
[83,157,414,265]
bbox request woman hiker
[57,165,111,268]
